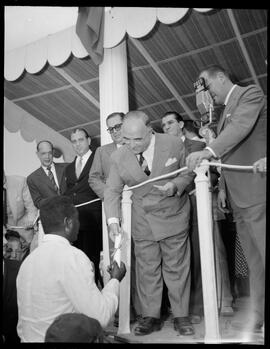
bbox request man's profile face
[37,142,53,167]
[122,119,152,155]
[161,114,183,137]
[199,71,226,106]
[71,130,90,157]
[106,115,123,144]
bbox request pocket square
[165,157,177,167]
[226,113,231,118]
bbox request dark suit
[105,133,194,318]
[64,151,102,284]
[27,163,67,209]
[210,84,266,322]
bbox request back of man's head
[40,196,77,235]
[45,313,103,343]
[183,120,200,136]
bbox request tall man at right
[186,65,266,332]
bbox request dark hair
[124,110,151,126]
[183,120,200,136]
[106,112,125,124]
[40,196,77,234]
[37,140,54,152]
[199,64,229,79]
[70,128,90,139]
[162,111,183,123]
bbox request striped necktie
[139,153,150,176]
[76,156,83,179]
[47,165,59,194]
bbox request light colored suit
[210,84,266,322]
[5,175,38,246]
[104,133,194,318]
[89,142,117,200]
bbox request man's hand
[107,260,126,282]
[217,189,230,214]
[153,182,177,196]
[253,157,266,173]
[108,223,121,242]
[186,149,213,171]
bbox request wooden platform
[105,297,264,344]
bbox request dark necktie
[139,153,151,176]
[47,166,59,194]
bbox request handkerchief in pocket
[165,157,177,167]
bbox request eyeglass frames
[107,123,122,134]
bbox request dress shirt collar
[78,149,92,162]
[42,162,56,172]
[224,84,237,106]
[42,233,71,245]
[181,135,185,142]
[116,143,122,149]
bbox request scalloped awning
[4,7,212,81]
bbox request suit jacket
[27,163,67,209]
[210,84,267,208]
[6,176,38,227]
[104,133,194,241]
[89,142,118,200]
[64,151,102,231]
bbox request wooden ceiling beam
[58,119,100,133]
[227,9,260,87]
[129,37,196,121]
[52,66,100,109]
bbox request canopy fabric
[4,7,212,81]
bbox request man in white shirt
[64,129,103,285]
[186,65,266,332]
[104,111,195,336]
[16,195,126,342]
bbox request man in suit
[4,174,38,248]
[186,65,266,332]
[104,110,195,336]
[161,112,206,324]
[89,112,141,321]
[89,112,124,199]
[64,128,102,285]
[27,140,67,209]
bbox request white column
[194,160,220,343]
[117,187,132,334]
[98,40,129,289]
[99,40,129,145]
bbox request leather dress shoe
[134,317,162,336]
[174,317,194,336]
[189,314,202,324]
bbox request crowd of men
[3,65,266,342]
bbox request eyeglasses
[107,123,122,134]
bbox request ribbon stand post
[194,160,221,343]
[114,186,132,335]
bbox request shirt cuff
[107,217,120,226]
[205,146,217,158]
